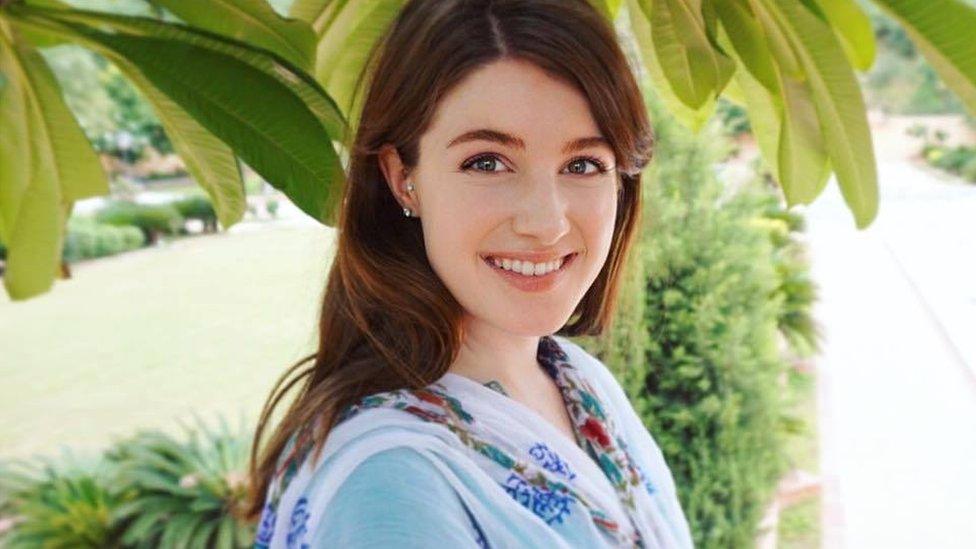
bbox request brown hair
[243,0,653,520]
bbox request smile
[480,252,578,293]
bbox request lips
[480,251,576,265]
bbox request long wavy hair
[243,0,654,520]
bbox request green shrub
[172,194,218,232]
[577,88,794,548]
[63,218,146,262]
[95,201,183,243]
[266,199,279,218]
[106,417,254,548]
[0,452,128,548]
[961,156,976,182]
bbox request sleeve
[308,446,487,548]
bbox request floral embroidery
[254,502,276,547]
[503,471,574,525]
[286,497,310,549]
[580,417,612,447]
[634,462,656,495]
[528,442,576,480]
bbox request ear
[377,144,421,217]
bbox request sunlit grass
[0,224,334,459]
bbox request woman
[245,0,694,546]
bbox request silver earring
[403,207,412,217]
[406,182,415,193]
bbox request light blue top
[309,447,483,547]
[306,445,606,547]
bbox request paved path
[805,160,976,548]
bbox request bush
[576,88,797,548]
[0,416,254,548]
[172,194,218,232]
[95,201,183,244]
[62,218,146,263]
[0,452,128,548]
[106,417,254,547]
[961,156,976,182]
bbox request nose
[511,174,570,245]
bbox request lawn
[0,223,334,459]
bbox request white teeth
[487,254,570,276]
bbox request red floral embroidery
[580,417,611,447]
[414,389,445,407]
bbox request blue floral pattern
[502,471,574,525]
[528,442,577,481]
[254,502,276,547]
[285,497,310,549]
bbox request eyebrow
[446,128,610,154]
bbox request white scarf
[257,335,694,548]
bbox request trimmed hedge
[62,218,146,263]
[95,201,184,243]
[172,194,218,232]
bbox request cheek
[418,189,496,280]
[575,186,618,263]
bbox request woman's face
[382,57,619,336]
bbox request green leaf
[717,0,830,205]
[109,57,247,229]
[637,0,735,109]
[627,0,717,132]
[711,0,779,94]
[309,0,403,126]
[756,0,877,228]
[151,0,317,71]
[289,0,341,34]
[872,0,976,119]
[588,0,625,20]
[776,72,831,205]
[9,4,348,226]
[812,0,876,71]
[0,22,107,299]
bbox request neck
[447,315,548,394]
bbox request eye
[564,155,609,176]
[460,153,509,174]
[459,153,611,176]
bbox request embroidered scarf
[254,335,694,548]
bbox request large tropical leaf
[627,0,718,131]
[303,0,403,129]
[112,58,247,230]
[755,0,877,228]
[716,0,831,206]
[812,0,876,71]
[8,3,348,226]
[635,0,735,110]
[871,0,976,118]
[150,0,317,71]
[0,21,106,299]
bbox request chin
[494,311,573,337]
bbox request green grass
[0,224,334,459]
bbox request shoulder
[307,446,482,546]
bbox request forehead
[422,58,605,151]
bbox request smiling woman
[244,0,692,547]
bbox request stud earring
[403,207,413,217]
[406,182,415,193]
